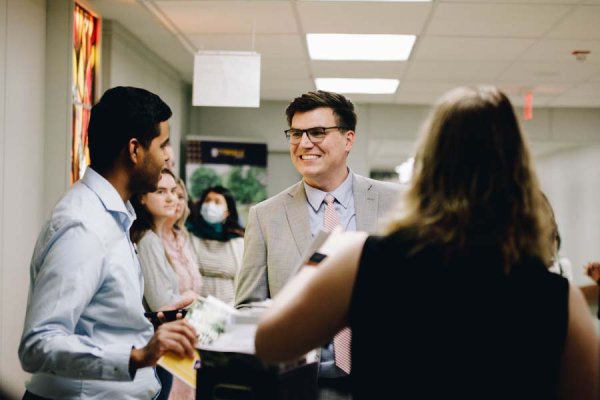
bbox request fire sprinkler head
[571,50,591,62]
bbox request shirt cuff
[101,342,136,381]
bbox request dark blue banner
[187,140,267,167]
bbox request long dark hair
[189,186,245,241]
[130,168,176,244]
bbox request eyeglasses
[284,126,347,144]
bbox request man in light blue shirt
[19,87,197,399]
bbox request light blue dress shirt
[304,168,356,237]
[19,168,161,399]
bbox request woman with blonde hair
[161,177,202,298]
[255,86,598,399]
[160,177,202,400]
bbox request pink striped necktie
[322,194,352,374]
[323,193,341,232]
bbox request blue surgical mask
[201,202,227,224]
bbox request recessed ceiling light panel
[307,34,416,61]
[315,78,399,94]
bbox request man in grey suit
[235,90,400,399]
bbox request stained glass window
[72,4,98,184]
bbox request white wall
[531,108,600,285]
[44,0,73,215]
[0,0,47,396]
[102,20,190,172]
[538,145,600,285]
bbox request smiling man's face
[289,107,354,191]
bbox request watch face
[307,252,327,266]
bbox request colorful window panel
[71,3,98,184]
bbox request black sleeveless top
[349,230,568,400]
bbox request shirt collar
[81,167,136,230]
[304,168,353,212]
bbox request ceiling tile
[508,94,553,107]
[519,39,600,64]
[414,36,536,61]
[88,0,149,23]
[497,83,571,98]
[556,81,600,98]
[589,71,600,82]
[547,5,600,39]
[394,91,444,105]
[297,2,431,34]
[529,84,570,96]
[439,0,579,3]
[547,96,600,107]
[261,58,311,80]
[497,61,600,84]
[403,61,509,81]
[89,0,600,108]
[155,1,297,34]
[427,3,572,37]
[186,34,305,59]
[261,79,315,101]
[395,81,460,104]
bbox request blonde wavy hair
[174,177,191,230]
[384,86,553,271]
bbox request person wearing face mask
[187,186,245,305]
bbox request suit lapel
[353,175,378,231]
[284,183,312,255]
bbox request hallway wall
[0,0,47,395]
[101,20,191,175]
[538,145,600,284]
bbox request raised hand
[584,262,600,284]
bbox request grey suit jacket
[235,173,401,306]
